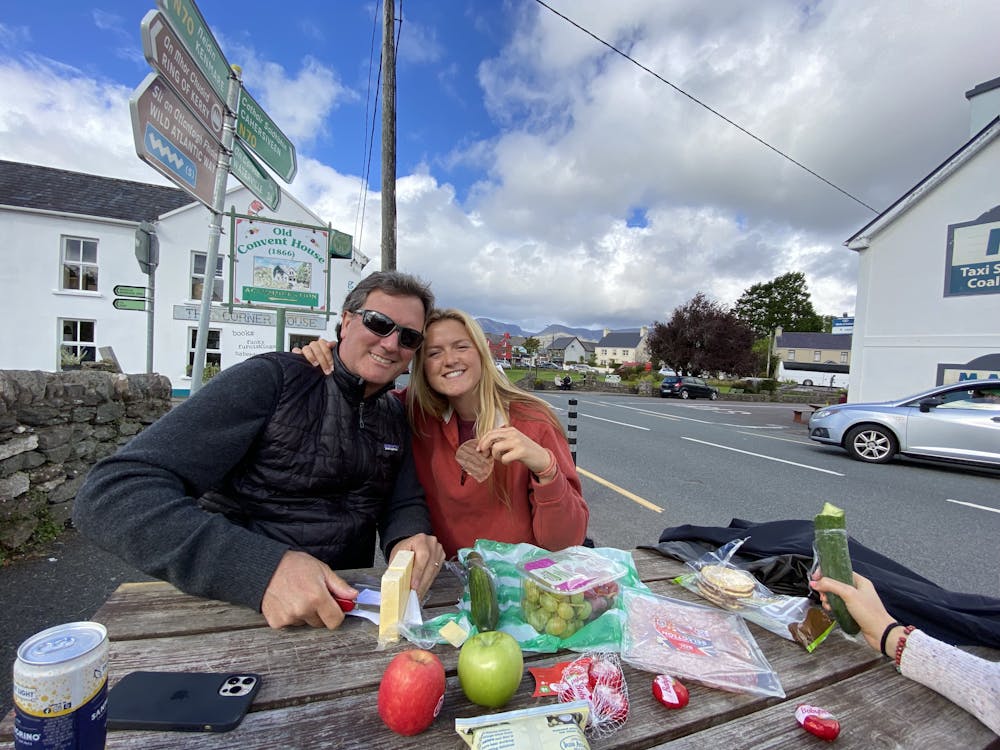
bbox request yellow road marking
[577,467,663,513]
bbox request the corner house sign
[936,354,1000,386]
[944,205,1000,296]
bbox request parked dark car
[659,376,718,400]
[536,362,562,370]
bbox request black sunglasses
[352,309,424,349]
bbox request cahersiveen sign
[229,213,331,311]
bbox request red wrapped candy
[652,674,689,709]
[795,704,840,741]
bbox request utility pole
[381,0,397,270]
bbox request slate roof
[0,160,193,222]
[598,331,643,348]
[776,331,852,349]
[547,336,579,350]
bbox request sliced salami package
[620,587,785,698]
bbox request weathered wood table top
[3,549,997,748]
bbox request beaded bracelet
[879,621,903,657]
[532,450,558,483]
[893,625,916,672]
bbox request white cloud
[216,35,356,148]
[0,56,157,183]
[2,0,998,332]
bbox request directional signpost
[236,90,297,182]
[154,0,230,99]
[113,285,148,312]
[141,10,225,145]
[114,285,148,299]
[132,0,299,392]
[231,141,280,210]
[113,299,148,312]
[130,72,221,208]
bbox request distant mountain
[535,323,605,342]
[475,318,606,342]
[476,318,530,337]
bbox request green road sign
[155,0,230,99]
[330,229,352,259]
[114,285,148,298]
[114,298,148,312]
[236,89,297,182]
[231,142,281,210]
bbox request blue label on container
[14,681,107,750]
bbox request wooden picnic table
[2,548,996,748]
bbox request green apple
[457,631,524,708]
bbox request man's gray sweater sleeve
[73,358,291,611]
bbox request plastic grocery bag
[406,539,648,653]
[673,538,835,651]
[620,587,785,698]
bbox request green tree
[522,337,541,356]
[647,293,756,377]
[733,271,824,338]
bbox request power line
[533,0,879,215]
[354,0,383,256]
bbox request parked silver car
[808,380,1000,466]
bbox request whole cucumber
[814,502,861,635]
[467,552,499,632]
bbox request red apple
[457,631,524,708]
[378,649,446,736]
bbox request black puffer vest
[201,350,409,568]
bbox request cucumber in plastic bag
[813,502,860,635]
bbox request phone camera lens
[242,677,255,685]
[228,686,242,694]
[227,677,239,685]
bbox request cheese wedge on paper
[379,549,414,642]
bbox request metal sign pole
[146,266,156,373]
[191,66,241,393]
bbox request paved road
[539,393,1000,597]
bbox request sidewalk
[0,529,152,717]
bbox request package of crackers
[676,539,835,651]
[620,587,785,698]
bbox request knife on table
[334,586,381,617]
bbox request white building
[0,161,364,395]
[845,76,1000,402]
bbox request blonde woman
[299,308,589,557]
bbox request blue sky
[3,1,1000,332]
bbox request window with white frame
[787,349,796,361]
[61,237,99,291]
[813,350,821,362]
[187,327,221,376]
[840,351,848,364]
[191,251,224,301]
[60,319,96,368]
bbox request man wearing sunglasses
[74,271,446,630]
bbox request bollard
[567,398,577,465]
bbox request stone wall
[0,370,172,556]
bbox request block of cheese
[378,549,415,642]
[439,620,469,648]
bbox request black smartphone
[107,671,262,732]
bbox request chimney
[640,325,648,337]
[965,75,1000,136]
[603,328,610,337]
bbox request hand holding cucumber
[810,571,898,653]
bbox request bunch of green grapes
[521,579,616,638]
